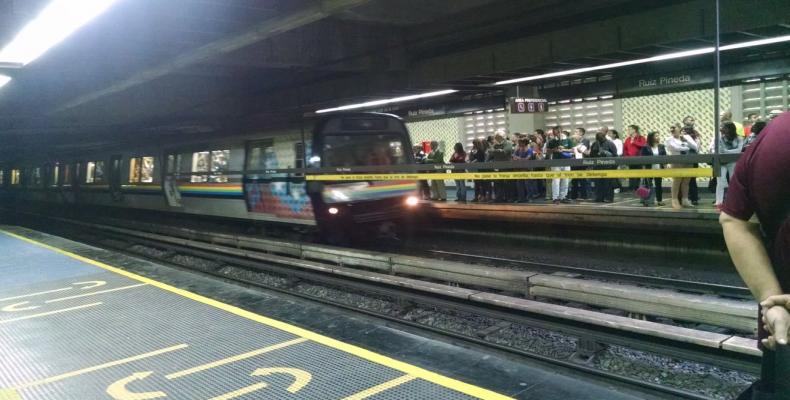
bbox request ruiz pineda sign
[619,73,703,95]
[637,74,692,88]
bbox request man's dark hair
[747,112,759,119]
[752,120,767,136]
[576,127,586,135]
[628,124,640,133]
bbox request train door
[243,139,313,221]
[163,153,182,207]
[73,162,82,203]
[109,155,123,201]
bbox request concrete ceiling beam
[412,0,789,85]
[52,0,372,114]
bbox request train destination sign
[509,98,548,113]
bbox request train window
[11,169,20,185]
[322,134,408,167]
[62,164,71,186]
[129,156,155,183]
[33,168,43,187]
[191,150,228,183]
[51,163,60,187]
[209,150,229,183]
[191,151,209,182]
[0,169,4,186]
[85,161,105,184]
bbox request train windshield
[322,133,408,167]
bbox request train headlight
[328,207,339,215]
[405,196,419,207]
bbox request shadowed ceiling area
[0,0,787,157]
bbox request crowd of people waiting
[413,109,778,210]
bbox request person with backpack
[449,142,467,203]
[590,131,618,203]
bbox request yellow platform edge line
[0,388,21,400]
[0,229,512,400]
[305,167,712,181]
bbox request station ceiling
[0,0,788,157]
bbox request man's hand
[761,305,790,349]
[761,294,790,309]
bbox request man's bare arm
[720,211,783,301]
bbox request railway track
[6,211,762,400]
[427,249,751,299]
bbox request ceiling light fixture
[494,34,790,86]
[315,89,458,114]
[0,0,120,66]
[0,75,11,89]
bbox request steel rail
[428,249,751,299]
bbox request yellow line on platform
[208,382,268,400]
[0,302,101,324]
[0,388,21,400]
[0,287,72,302]
[305,167,711,181]
[13,344,188,390]
[342,375,417,400]
[164,338,307,379]
[0,229,513,400]
[45,283,147,303]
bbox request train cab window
[10,169,20,185]
[129,156,155,183]
[191,150,228,183]
[85,161,105,184]
[322,134,407,167]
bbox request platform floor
[0,226,658,400]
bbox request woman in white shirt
[607,130,625,191]
[665,124,698,209]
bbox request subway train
[0,113,420,241]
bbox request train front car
[307,113,420,243]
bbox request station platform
[421,190,720,234]
[0,226,657,400]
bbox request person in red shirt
[623,125,646,190]
[720,111,790,399]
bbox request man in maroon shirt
[720,112,790,399]
[623,125,646,190]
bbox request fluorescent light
[719,35,790,50]
[315,89,458,114]
[0,0,120,65]
[495,34,790,86]
[0,75,10,88]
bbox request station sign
[509,98,549,113]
